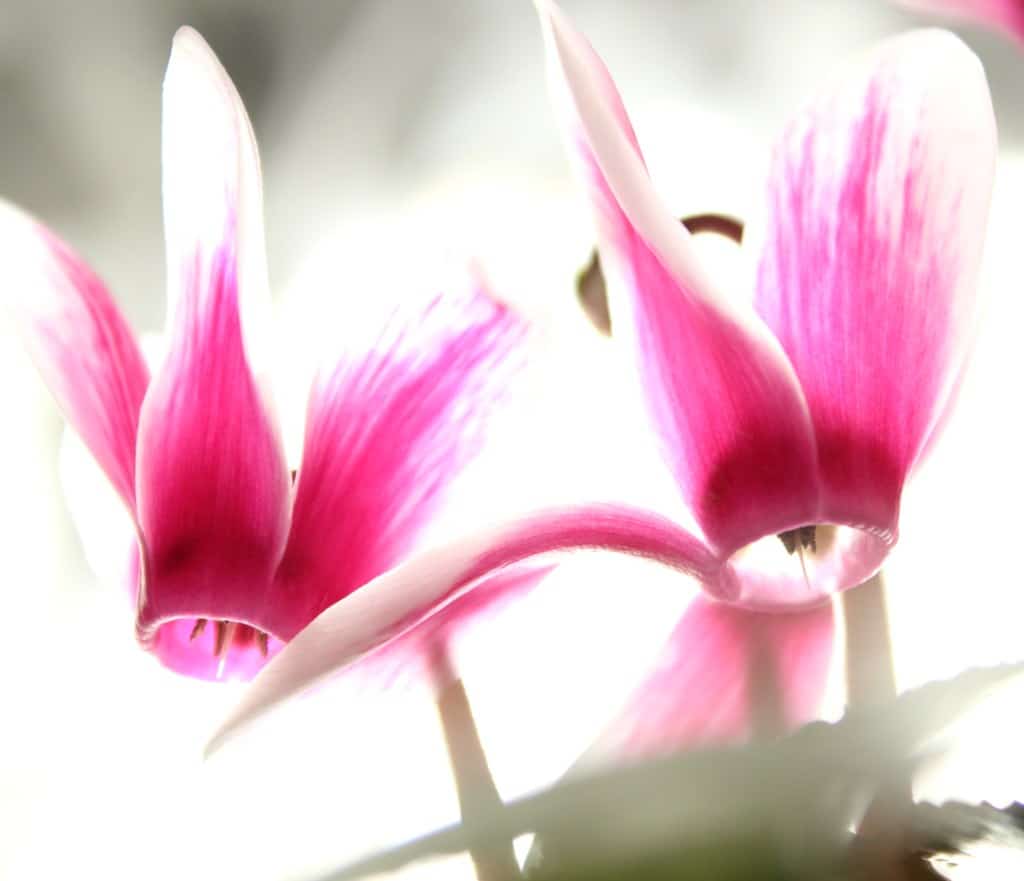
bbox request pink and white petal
[898,0,1024,43]
[587,595,835,760]
[160,27,272,367]
[207,503,719,754]
[270,281,528,634]
[0,202,149,511]
[340,564,555,693]
[753,30,995,536]
[134,30,291,655]
[538,1,821,555]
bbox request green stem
[432,649,520,881]
[842,571,898,708]
[843,573,923,873]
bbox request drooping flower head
[537,0,996,611]
[205,3,996,750]
[2,28,531,681]
[523,0,996,754]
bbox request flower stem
[843,573,930,876]
[843,571,897,707]
[432,649,519,881]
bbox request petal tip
[168,25,220,71]
[164,24,246,126]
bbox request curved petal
[537,1,820,555]
[206,504,719,755]
[340,564,555,692]
[0,202,149,512]
[753,30,995,536]
[587,596,835,759]
[270,282,528,636]
[134,29,291,677]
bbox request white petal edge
[536,0,811,409]
[161,26,273,370]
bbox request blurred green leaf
[316,663,1023,881]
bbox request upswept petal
[588,596,835,759]
[160,27,272,365]
[207,504,719,754]
[336,564,555,692]
[538,1,821,555]
[753,30,995,535]
[270,283,528,637]
[0,202,149,512]
[134,29,291,675]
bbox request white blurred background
[3,1,1024,878]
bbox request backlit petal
[753,30,995,536]
[589,596,835,759]
[0,202,149,512]
[538,1,820,555]
[134,29,291,668]
[160,27,272,366]
[207,504,718,754]
[339,564,555,692]
[270,282,528,636]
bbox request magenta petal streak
[135,235,292,677]
[270,286,528,639]
[754,31,996,536]
[0,204,150,512]
[592,596,835,758]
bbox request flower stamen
[777,526,818,594]
[188,616,272,665]
[213,620,230,657]
[777,526,817,555]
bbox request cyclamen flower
[207,4,995,750]
[1,28,532,681]
[899,0,1024,44]
[528,1,995,753]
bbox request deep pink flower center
[714,523,891,611]
[149,615,286,681]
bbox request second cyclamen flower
[538,0,995,610]
[2,28,529,681]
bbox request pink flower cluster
[2,1,997,762]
